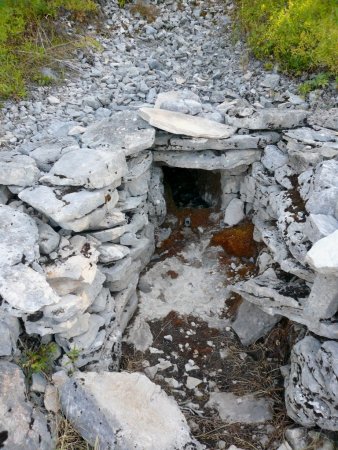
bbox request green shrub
[21,342,58,376]
[235,0,338,75]
[0,0,99,99]
[298,72,330,96]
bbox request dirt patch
[121,312,295,449]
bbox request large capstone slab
[59,371,203,450]
[139,107,236,138]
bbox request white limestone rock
[231,300,280,346]
[41,148,127,189]
[261,145,288,172]
[304,214,338,243]
[19,184,118,232]
[166,132,280,151]
[45,236,99,295]
[154,90,202,115]
[0,361,53,450]
[0,264,60,316]
[98,243,130,263]
[223,198,245,227]
[284,336,338,431]
[153,149,261,171]
[206,392,273,424]
[0,315,20,356]
[305,230,338,274]
[36,219,60,255]
[0,205,39,267]
[139,107,236,139]
[21,137,79,172]
[308,108,338,131]
[81,110,155,156]
[0,151,40,187]
[225,109,308,130]
[59,371,203,450]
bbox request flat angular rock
[0,316,20,356]
[59,371,203,450]
[206,392,273,424]
[0,151,40,187]
[81,110,155,156]
[0,205,39,267]
[305,230,338,274]
[304,214,338,243]
[19,185,117,231]
[225,109,308,130]
[36,219,60,255]
[261,145,288,172]
[284,336,338,430]
[153,149,261,171]
[20,137,79,171]
[0,264,60,316]
[0,361,53,450]
[308,108,338,131]
[139,107,236,139]
[41,148,127,189]
[165,132,280,151]
[231,300,281,346]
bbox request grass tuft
[0,0,99,99]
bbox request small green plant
[21,342,58,376]
[298,73,331,96]
[66,347,80,364]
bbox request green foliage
[0,0,98,99]
[235,0,338,75]
[21,342,58,376]
[298,72,331,96]
[66,347,80,364]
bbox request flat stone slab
[59,371,202,450]
[206,392,273,424]
[139,107,236,138]
[41,148,127,189]
[225,109,309,130]
[162,132,280,151]
[19,185,118,231]
[81,110,155,156]
[153,149,261,171]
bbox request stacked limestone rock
[228,111,338,431]
[1,89,338,447]
[0,110,159,372]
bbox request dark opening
[162,166,221,209]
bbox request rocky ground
[0,1,338,450]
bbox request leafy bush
[235,0,338,75]
[0,0,98,99]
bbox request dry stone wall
[0,91,338,446]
